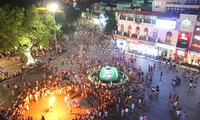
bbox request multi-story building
[152,0,200,14]
[115,0,200,65]
[116,9,179,59]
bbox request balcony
[166,1,200,5]
[165,3,199,9]
[166,7,199,15]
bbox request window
[154,1,162,8]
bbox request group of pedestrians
[1,33,200,120]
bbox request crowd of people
[0,32,199,120]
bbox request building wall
[118,18,179,46]
[179,14,197,33]
[152,0,199,12]
[116,3,131,10]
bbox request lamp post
[49,3,59,53]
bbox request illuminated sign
[156,19,176,29]
[190,26,200,52]
[194,35,200,40]
[176,32,191,48]
[196,27,200,31]
[181,18,192,27]
[192,44,200,48]
[156,43,176,50]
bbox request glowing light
[194,35,200,40]
[99,66,118,81]
[49,96,56,106]
[156,19,176,29]
[25,46,35,65]
[48,3,59,12]
[181,18,192,27]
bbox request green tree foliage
[104,10,117,35]
[20,6,56,48]
[0,5,24,52]
[61,4,81,36]
[0,0,40,7]
[0,5,56,53]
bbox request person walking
[121,108,125,117]
[180,111,186,120]
[131,103,135,112]
[160,71,163,80]
[41,115,45,120]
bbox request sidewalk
[0,39,73,80]
[111,36,200,72]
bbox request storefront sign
[176,32,191,49]
[192,44,200,49]
[196,27,200,31]
[194,35,200,40]
[181,18,192,27]
[189,25,200,53]
[156,43,176,50]
[179,14,197,32]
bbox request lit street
[0,0,200,120]
[0,40,199,119]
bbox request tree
[0,0,40,7]
[0,5,24,52]
[0,5,56,64]
[61,3,81,38]
[18,6,56,63]
[104,10,117,35]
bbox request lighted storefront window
[165,31,172,44]
[128,25,132,34]
[144,28,149,36]
[121,24,124,32]
[153,29,158,38]
[188,52,200,65]
[136,27,140,35]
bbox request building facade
[116,9,200,65]
[116,10,179,59]
[152,0,200,14]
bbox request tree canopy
[0,5,56,52]
[104,10,117,35]
[0,0,40,7]
[61,3,82,36]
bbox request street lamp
[48,3,59,52]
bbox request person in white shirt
[139,115,143,120]
[125,107,129,113]
[131,103,135,112]
[104,110,108,118]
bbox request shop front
[116,39,127,49]
[116,38,158,56]
[188,25,200,66]
[156,43,176,59]
[174,32,191,62]
[187,51,200,65]
[174,49,188,63]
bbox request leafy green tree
[104,10,117,35]
[0,5,56,63]
[18,6,56,63]
[0,5,24,52]
[20,6,55,48]
[61,3,81,38]
[0,0,40,7]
